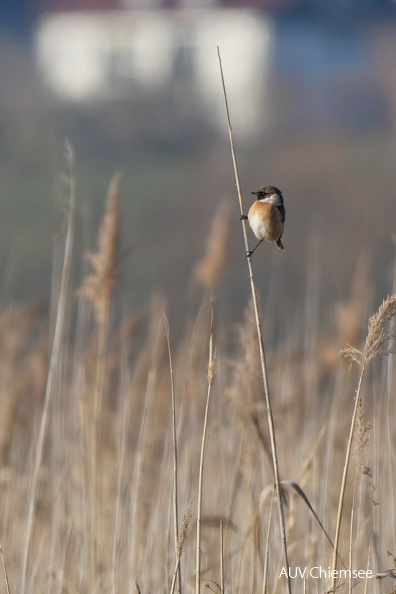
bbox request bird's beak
[251,191,258,196]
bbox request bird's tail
[276,238,285,250]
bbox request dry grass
[0,165,395,594]
[191,199,231,290]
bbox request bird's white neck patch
[259,193,280,205]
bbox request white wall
[34,8,273,137]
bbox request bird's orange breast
[248,201,283,242]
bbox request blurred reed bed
[0,168,395,594]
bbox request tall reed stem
[21,142,76,594]
[164,314,182,594]
[0,546,11,594]
[217,48,291,594]
[331,367,365,591]
[79,172,121,579]
[196,303,216,594]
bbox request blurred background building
[34,5,272,139]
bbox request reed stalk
[0,546,11,594]
[217,47,292,594]
[164,314,182,594]
[21,142,77,594]
[195,302,216,594]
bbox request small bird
[241,185,285,256]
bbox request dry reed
[217,46,291,594]
[170,503,193,594]
[78,170,121,579]
[21,142,77,594]
[196,301,216,594]
[2,131,396,594]
[164,313,182,594]
[332,294,396,591]
[1,212,395,594]
[0,546,11,594]
[79,171,121,325]
[191,199,231,290]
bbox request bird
[241,185,285,257]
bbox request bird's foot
[246,250,253,258]
[240,214,248,220]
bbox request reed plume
[192,199,231,290]
[78,171,122,579]
[79,171,121,325]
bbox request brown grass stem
[348,473,358,594]
[170,556,181,594]
[90,297,110,576]
[79,171,121,577]
[164,313,182,594]
[217,46,291,594]
[262,487,275,594]
[111,347,130,594]
[220,521,224,594]
[170,504,192,594]
[0,546,11,594]
[20,142,76,594]
[331,367,365,592]
[363,547,370,594]
[196,301,216,594]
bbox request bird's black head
[251,185,282,199]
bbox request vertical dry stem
[217,47,291,594]
[220,521,224,594]
[111,347,130,594]
[0,546,11,594]
[363,547,370,594]
[331,369,365,591]
[196,302,216,594]
[164,314,182,594]
[79,171,121,578]
[170,504,192,594]
[21,142,77,594]
[262,487,275,594]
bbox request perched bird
[241,185,285,256]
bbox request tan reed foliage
[321,255,372,373]
[78,171,122,579]
[4,147,396,594]
[352,401,371,474]
[227,299,274,476]
[191,199,231,289]
[177,503,193,560]
[363,294,396,363]
[331,294,396,592]
[79,171,121,325]
[335,255,372,349]
[227,298,260,416]
[2,236,396,594]
[170,503,193,594]
[21,142,77,594]
[0,304,48,464]
[340,294,396,368]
